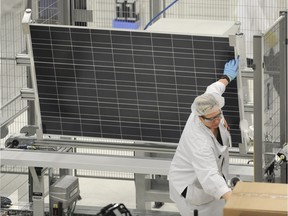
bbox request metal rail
[0,149,171,175]
[35,138,178,154]
[0,94,22,111]
[0,148,254,180]
[0,106,29,128]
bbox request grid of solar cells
[30,24,241,146]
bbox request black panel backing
[30,24,241,146]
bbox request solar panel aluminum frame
[26,21,245,147]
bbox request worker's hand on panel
[223,57,239,82]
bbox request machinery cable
[144,0,178,30]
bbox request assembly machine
[1,4,287,216]
[253,11,288,184]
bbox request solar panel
[29,24,241,146]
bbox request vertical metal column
[29,167,45,216]
[150,0,161,21]
[24,5,37,203]
[22,9,43,138]
[253,35,265,182]
[235,33,250,154]
[279,11,288,183]
[27,6,36,201]
[134,1,163,210]
[30,0,39,22]
[59,0,71,25]
[279,12,288,147]
[134,151,151,210]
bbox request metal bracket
[21,88,35,100]
[16,53,30,66]
[5,134,36,148]
[22,8,32,34]
[20,125,39,136]
[236,33,248,68]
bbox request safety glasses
[201,111,223,122]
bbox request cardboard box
[224,181,288,216]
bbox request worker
[168,58,239,216]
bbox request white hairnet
[191,93,225,116]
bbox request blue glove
[223,58,239,81]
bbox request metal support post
[29,167,45,216]
[22,8,44,139]
[135,173,151,210]
[59,0,71,25]
[134,151,151,210]
[150,0,161,22]
[279,12,288,184]
[29,0,38,22]
[280,162,288,183]
[235,33,250,154]
[279,12,288,148]
[253,35,265,182]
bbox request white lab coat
[168,81,231,216]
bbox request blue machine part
[112,19,140,29]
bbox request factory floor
[76,177,179,214]
[1,173,179,215]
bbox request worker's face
[200,110,223,129]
